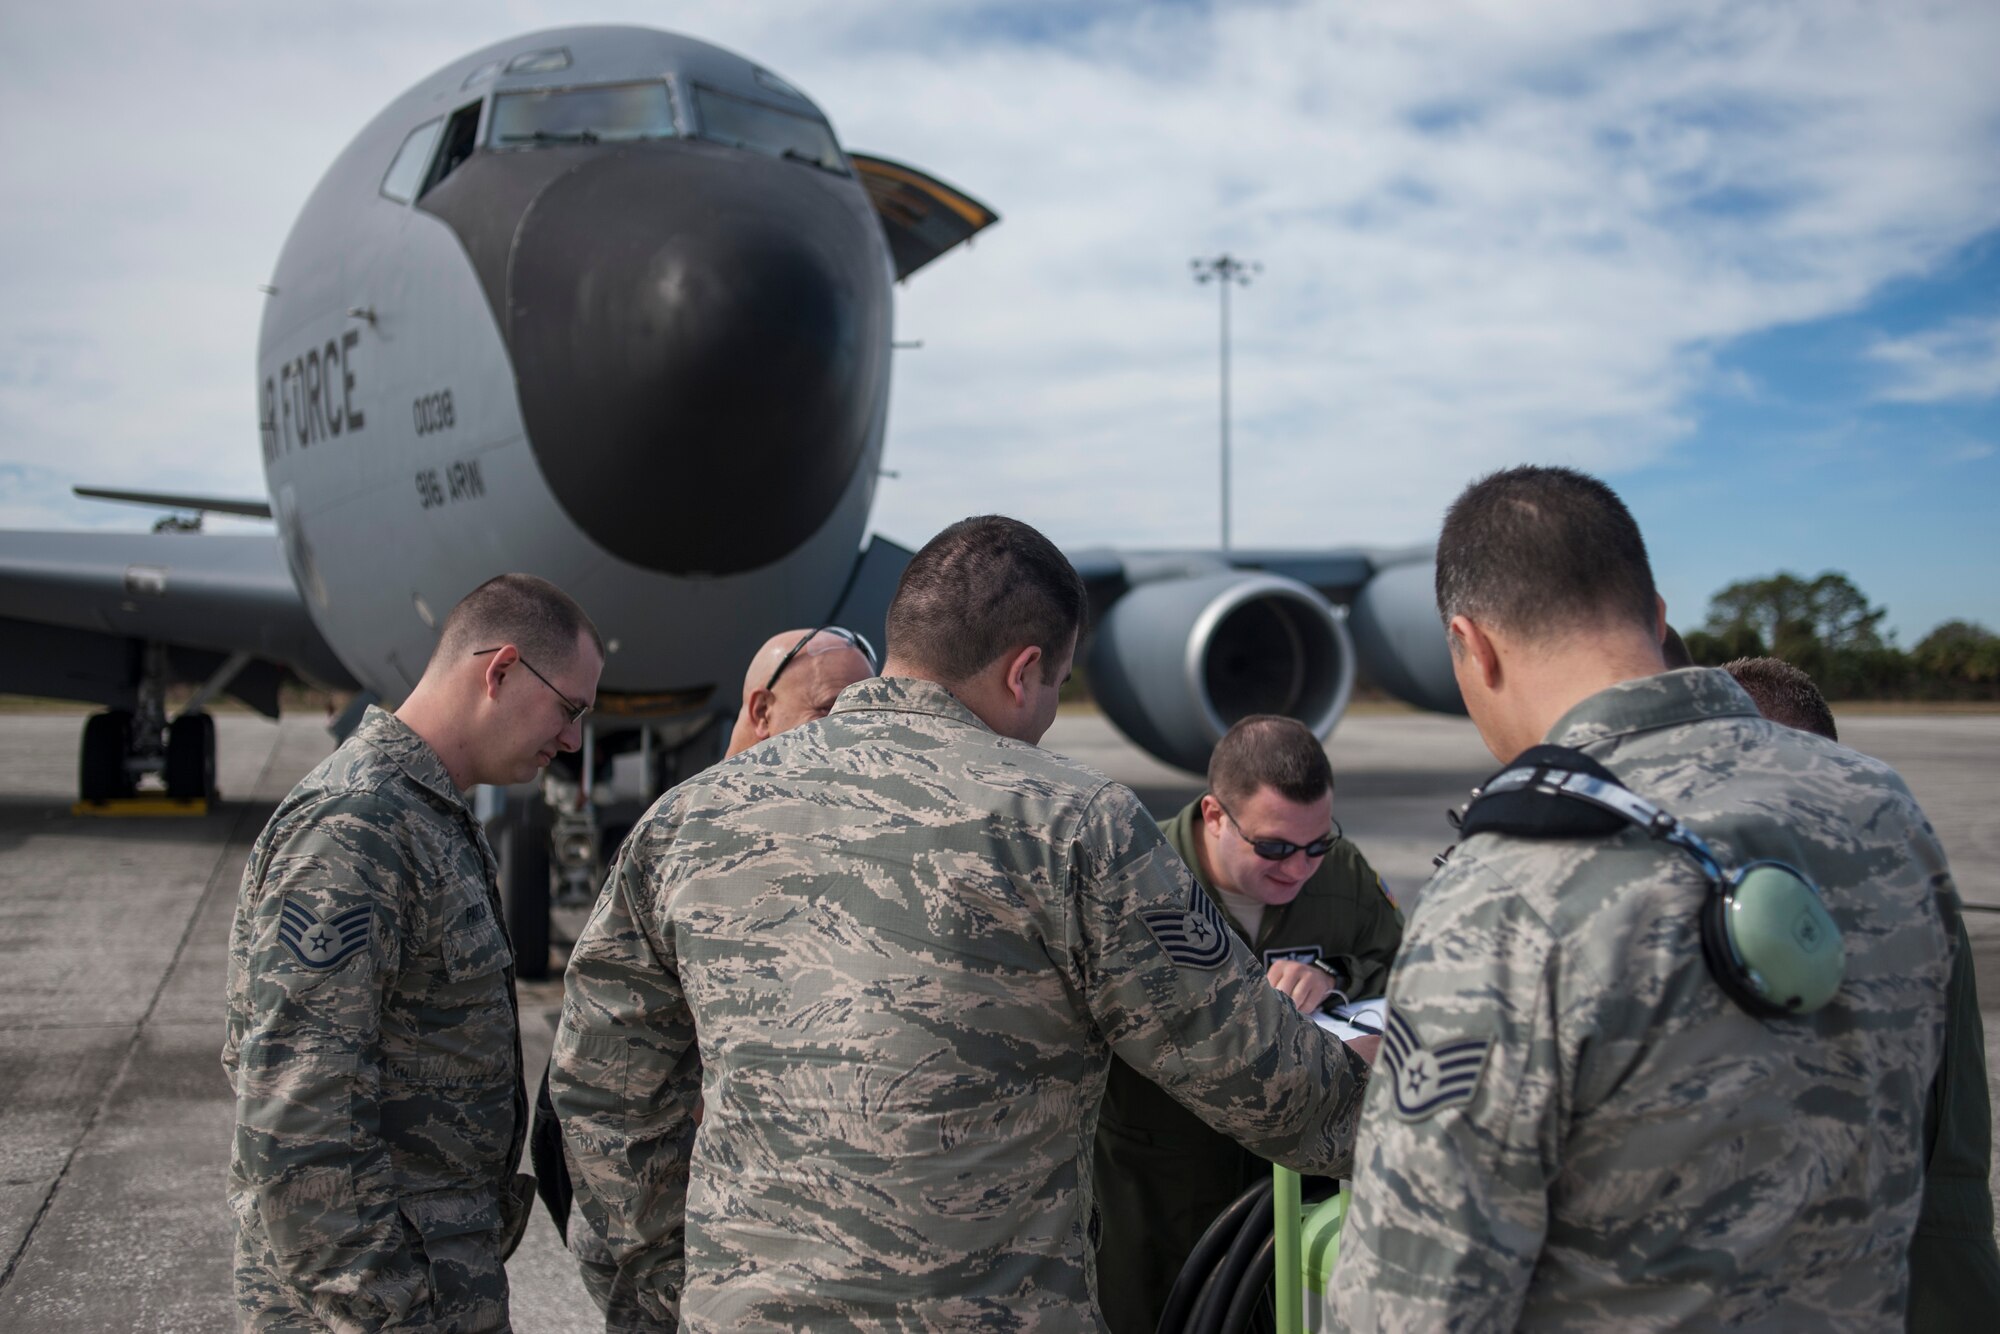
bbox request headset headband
[1453,743,1844,1019]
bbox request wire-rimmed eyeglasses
[765,625,880,693]
[473,647,591,724]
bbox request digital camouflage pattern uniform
[224,706,534,1332]
[548,676,1370,1332]
[1331,668,1958,1331]
[1907,913,2000,1332]
[1095,798,1402,1333]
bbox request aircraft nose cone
[507,150,890,575]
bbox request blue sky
[1,1,1995,645]
[1636,230,2000,643]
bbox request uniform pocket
[400,1194,503,1323]
[442,909,513,981]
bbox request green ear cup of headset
[1722,863,1845,1015]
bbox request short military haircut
[433,573,604,670]
[1208,715,1334,807]
[1725,656,1838,742]
[1435,465,1659,640]
[885,515,1086,685]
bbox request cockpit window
[489,82,677,147]
[691,85,845,174]
[381,118,444,203]
[505,48,571,75]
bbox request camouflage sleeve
[1327,849,1404,1001]
[1329,852,1559,1330]
[1068,783,1369,1175]
[548,811,701,1327]
[231,792,429,1327]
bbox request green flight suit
[1093,798,1402,1334]
[1908,913,2000,1332]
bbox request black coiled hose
[1154,1175,1340,1334]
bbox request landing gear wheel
[499,794,554,981]
[80,710,136,802]
[165,712,217,801]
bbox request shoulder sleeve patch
[277,898,375,970]
[1382,1007,1491,1121]
[1141,882,1233,969]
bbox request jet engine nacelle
[1346,559,1466,716]
[1086,572,1355,775]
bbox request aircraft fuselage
[258,27,893,715]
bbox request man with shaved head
[724,626,878,758]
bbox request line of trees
[1679,571,2000,700]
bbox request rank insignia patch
[1142,883,1232,969]
[278,899,374,970]
[1382,1008,1491,1121]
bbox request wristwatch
[1310,959,1350,1011]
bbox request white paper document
[1312,997,1386,1044]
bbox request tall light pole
[1191,253,1258,554]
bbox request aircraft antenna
[1190,253,1259,554]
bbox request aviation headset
[1454,745,1845,1019]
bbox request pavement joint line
[0,730,288,1298]
[0,1019,218,1033]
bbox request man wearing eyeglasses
[225,572,602,1333]
[723,625,878,758]
[1094,714,1401,1334]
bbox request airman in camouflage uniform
[1722,656,2000,1332]
[225,574,602,1332]
[1330,468,1957,1330]
[1095,717,1404,1334]
[549,517,1373,1331]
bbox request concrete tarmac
[0,706,1994,1329]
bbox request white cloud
[1869,316,2000,403]
[1,0,1997,550]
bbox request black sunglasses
[473,647,591,725]
[1216,799,1340,861]
[764,625,880,693]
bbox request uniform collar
[354,704,472,811]
[1162,801,1213,893]
[1544,667,1761,752]
[829,675,995,735]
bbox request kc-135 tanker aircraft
[0,25,1460,976]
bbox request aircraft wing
[848,153,998,281]
[1064,546,1426,609]
[0,530,353,715]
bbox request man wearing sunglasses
[226,573,601,1333]
[1094,714,1401,1334]
[723,625,878,758]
